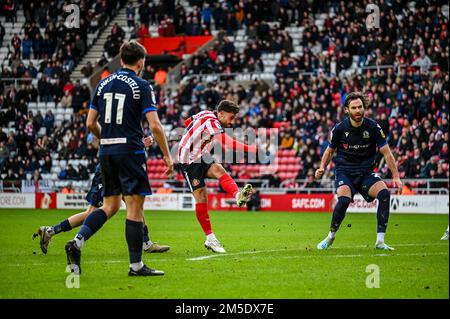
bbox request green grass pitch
[0,209,448,298]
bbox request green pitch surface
[0,209,448,299]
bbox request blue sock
[143,224,150,243]
[53,219,72,234]
[377,189,390,233]
[75,209,107,242]
[330,196,351,232]
[126,219,144,264]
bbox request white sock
[74,235,85,250]
[446,226,449,232]
[235,191,241,203]
[46,227,55,237]
[130,261,144,272]
[328,231,336,239]
[143,240,153,249]
[206,233,216,241]
[376,232,385,243]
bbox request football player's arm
[379,144,402,189]
[315,146,335,179]
[215,133,258,153]
[86,108,101,139]
[315,126,338,179]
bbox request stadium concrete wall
[0,193,447,214]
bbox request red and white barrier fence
[0,193,448,214]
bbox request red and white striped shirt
[178,111,224,164]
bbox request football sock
[74,209,107,249]
[206,233,216,241]
[376,189,390,233]
[130,261,144,272]
[330,196,351,232]
[143,224,152,243]
[328,231,336,239]
[126,219,144,264]
[218,174,239,197]
[376,232,385,243]
[195,202,212,235]
[53,219,72,235]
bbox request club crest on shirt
[345,132,349,137]
[343,143,348,149]
[192,179,200,187]
[363,131,370,139]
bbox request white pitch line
[188,251,448,261]
[187,243,449,261]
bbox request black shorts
[335,170,382,202]
[85,164,104,207]
[177,157,214,192]
[100,153,151,197]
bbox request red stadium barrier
[140,35,213,56]
[208,193,334,212]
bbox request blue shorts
[100,153,151,197]
[85,164,104,207]
[335,170,382,202]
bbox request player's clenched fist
[315,168,325,179]
[163,156,175,178]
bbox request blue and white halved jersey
[89,68,157,155]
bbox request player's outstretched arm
[145,111,174,177]
[86,108,101,139]
[315,147,335,179]
[379,144,403,190]
[216,133,258,153]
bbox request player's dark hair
[344,92,369,109]
[217,100,240,114]
[120,41,146,66]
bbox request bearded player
[315,92,403,250]
[177,100,257,253]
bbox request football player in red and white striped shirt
[177,100,256,253]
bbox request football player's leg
[192,186,212,236]
[125,195,164,276]
[66,196,121,274]
[67,205,97,229]
[72,197,119,250]
[192,186,226,253]
[33,206,96,254]
[142,217,170,253]
[206,163,252,207]
[318,184,352,250]
[331,185,353,233]
[368,180,394,250]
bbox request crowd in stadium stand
[0,0,449,191]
